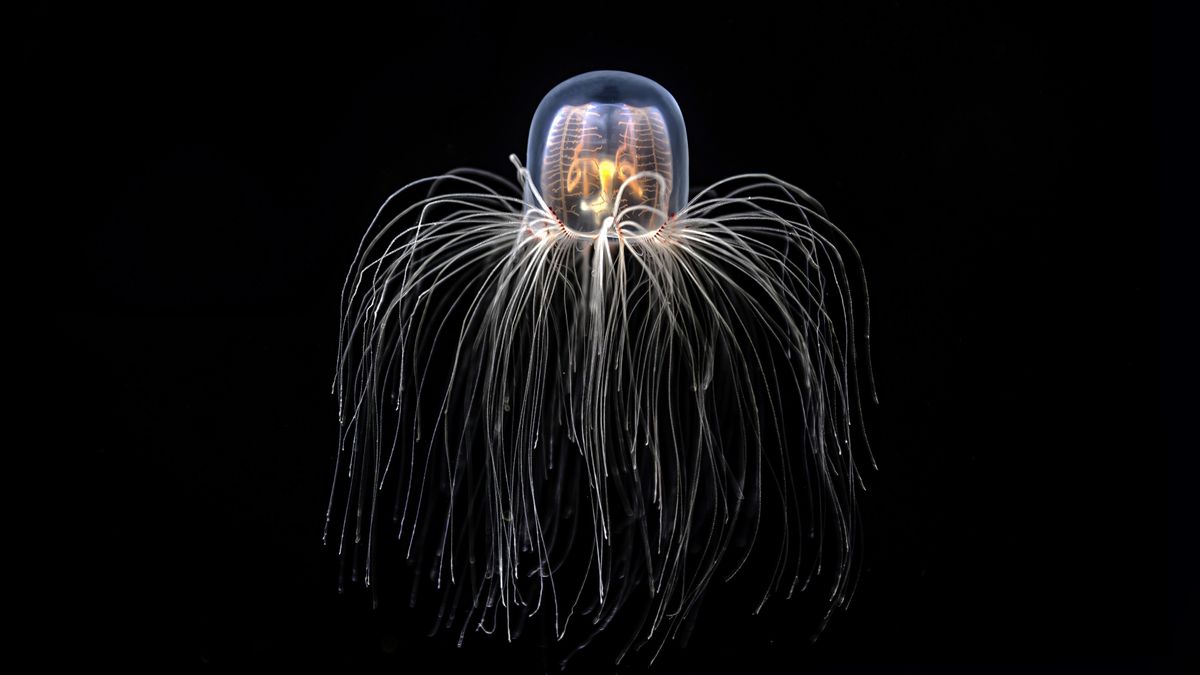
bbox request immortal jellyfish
[326,71,874,666]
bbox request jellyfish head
[525,71,688,238]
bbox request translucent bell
[526,71,688,235]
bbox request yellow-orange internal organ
[539,103,672,233]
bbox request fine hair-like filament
[327,155,873,665]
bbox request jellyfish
[326,71,874,666]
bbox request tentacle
[327,162,873,666]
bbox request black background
[26,3,1176,672]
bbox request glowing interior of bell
[526,71,688,235]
